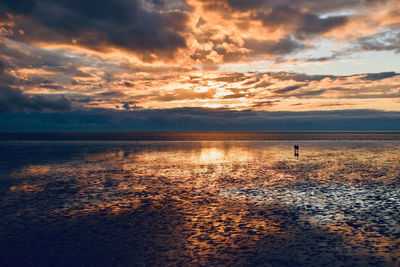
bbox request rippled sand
[0,141,399,266]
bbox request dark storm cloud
[122,102,131,110]
[267,72,334,82]
[251,100,279,108]
[201,0,351,39]
[189,49,211,61]
[290,0,390,13]
[121,101,141,110]
[98,91,128,98]
[0,40,92,83]
[124,81,134,87]
[1,108,399,131]
[244,35,304,56]
[295,13,347,37]
[40,84,64,90]
[254,6,348,37]
[201,0,389,13]
[304,52,346,62]
[213,73,246,82]
[357,32,400,53]
[271,71,397,82]
[362,72,400,81]
[222,0,269,10]
[72,97,93,104]
[0,56,18,86]
[222,91,255,99]
[274,85,304,94]
[1,0,188,59]
[0,85,72,112]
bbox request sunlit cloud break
[0,0,399,130]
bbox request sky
[0,0,399,131]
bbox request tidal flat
[0,139,399,266]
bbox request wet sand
[0,141,399,266]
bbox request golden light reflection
[17,164,51,176]
[324,222,400,262]
[3,141,400,265]
[199,147,225,163]
[10,184,44,193]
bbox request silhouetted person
[294,144,299,157]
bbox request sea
[0,132,399,266]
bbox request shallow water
[0,141,399,266]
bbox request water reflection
[0,141,399,265]
[199,147,225,163]
[20,164,51,176]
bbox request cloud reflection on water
[0,141,399,265]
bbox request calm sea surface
[0,133,399,266]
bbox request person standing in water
[294,144,299,157]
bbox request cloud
[1,37,399,112]
[244,35,305,56]
[274,85,304,94]
[0,0,399,139]
[0,86,72,112]
[213,73,246,83]
[40,84,64,90]
[1,108,399,131]
[1,0,189,60]
[251,100,280,108]
[0,0,399,116]
[266,72,335,82]
[154,88,217,101]
[121,102,141,110]
[221,90,255,99]
[295,13,348,37]
[362,72,400,81]
[122,102,130,110]
[193,0,400,65]
[253,81,272,89]
[0,50,74,112]
[1,0,398,68]
[254,5,348,38]
[200,0,390,14]
[357,31,400,53]
[0,39,97,88]
[98,91,128,98]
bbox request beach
[0,137,399,266]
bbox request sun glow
[199,147,225,163]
